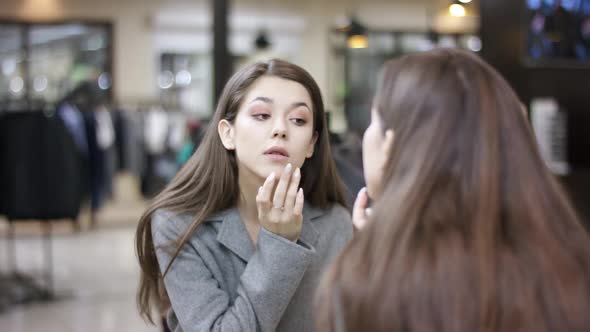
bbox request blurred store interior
[0,0,589,331]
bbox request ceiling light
[450,4,466,17]
[346,18,368,49]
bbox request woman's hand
[256,163,304,242]
[352,187,371,230]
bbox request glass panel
[158,53,245,116]
[0,25,25,103]
[159,53,213,116]
[400,33,434,53]
[459,35,483,52]
[438,35,458,48]
[28,24,110,104]
[329,30,481,135]
[367,32,396,54]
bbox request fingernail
[358,187,366,196]
[269,172,275,181]
[298,188,303,195]
[295,168,300,177]
[285,163,292,173]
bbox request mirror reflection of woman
[136,59,352,332]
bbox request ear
[306,131,319,158]
[380,129,395,160]
[218,119,236,150]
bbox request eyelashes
[252,114,308,126]
[253,114,270,121]
[291,118,307,126]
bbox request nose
[271,118,287,139]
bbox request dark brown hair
[136,59,347,323]
[316,49,590,332]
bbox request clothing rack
[3,219,56,301]
[0,110,84,306]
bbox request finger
[354,216,368,230]
[283,167,301,216]
[353,187,369,229]
[293,188,304,217]
[272,163,292,209]
[257,172,276,213]
[352,188,368,219]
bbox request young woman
[317,48,590,331]
[136,59,352,331]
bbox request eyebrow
[249,96,311,112]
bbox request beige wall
[0,0,478,107]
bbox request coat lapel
[214,203,325,262]
[214,208,256,262]
[299,203,322,248]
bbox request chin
[268,164,288,175]
[254,164,284,180]
[366,182,378,200]
[367,189,376,200]
[249,158,303,180]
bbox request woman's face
[219,75,317,183]
[362,108,394,199]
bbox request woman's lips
[264,147,289,162]
[265,153,289,162]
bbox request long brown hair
[136,59,347,323]
[316,49,590,331]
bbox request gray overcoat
[152,203,353,332]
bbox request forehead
[243,75,312,107]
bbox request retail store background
[2,0,589,331]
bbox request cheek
[295,128,314,147]
[362,126,379,163]
[362,127,383,192]
[233,128,264,160]
[290,129,314,164]
[234,118,266,144]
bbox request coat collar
[211,203,324,262]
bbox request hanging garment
[125,110,145,177]
[95,106,115,150]
[144,108,169,154]
[57,102,88,154]
[0,111,84,220]
[167,112,187,152]
[84,111,106,211]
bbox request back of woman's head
[316,48,590,332]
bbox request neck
[237,167,264,226]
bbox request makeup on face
[230,76,316,182]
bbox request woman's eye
[253,114,270,120]
[290,118,307,126]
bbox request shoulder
[311,203,352,236]
[319,204,351,222]
[310,203,353,259]
[151,208,228,243]
[150,208,201,243]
